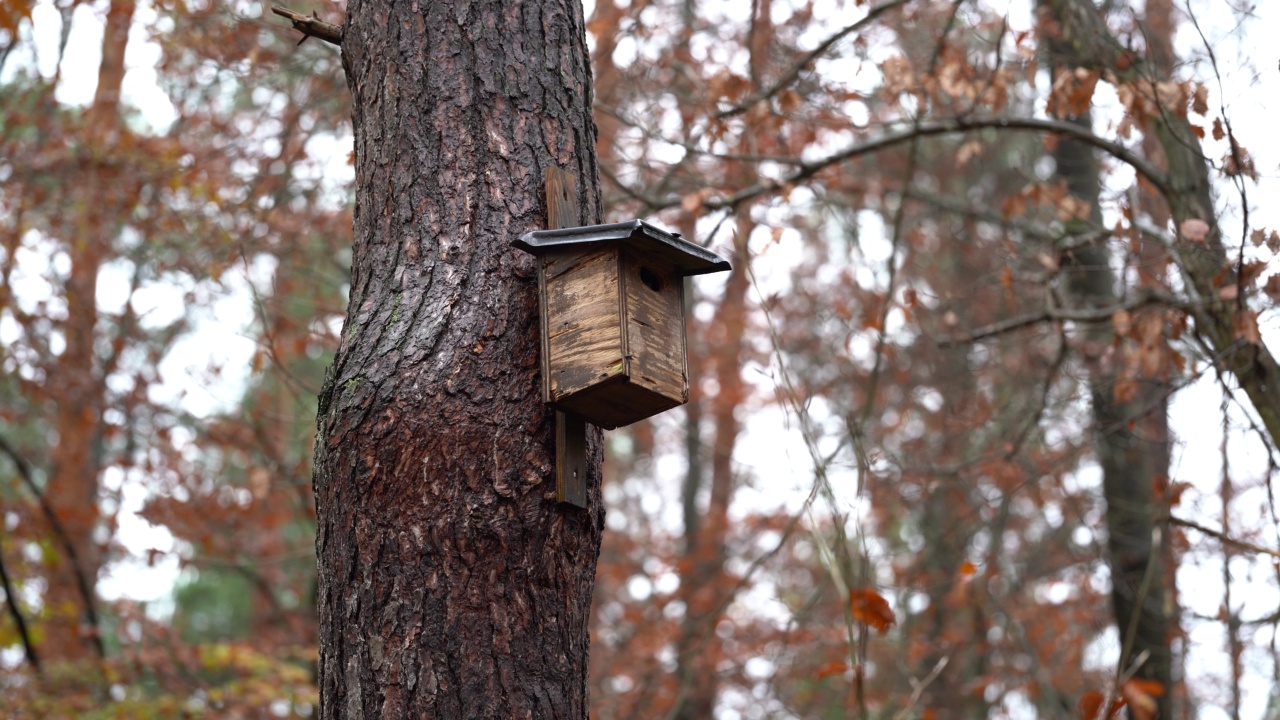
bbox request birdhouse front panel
[542,247,624,403]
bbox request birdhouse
[513,219,731,429]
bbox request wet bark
[314,1,605,717]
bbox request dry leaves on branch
[849,588,896,633]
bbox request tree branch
[715,0,913,119]
[1171,515,1280,560]
[271,5,343,46]
[0,534,40,673]
[646,115,1172,214]
[939,288,1182,347]
[0,433,105,659]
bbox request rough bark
[314,1,605,717]
[1038,1,1173,712]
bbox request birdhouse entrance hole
[639,267,662,292]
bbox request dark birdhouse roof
[513,220,731,277]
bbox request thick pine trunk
[314,1,605,717]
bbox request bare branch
[0,433,105,660]
[272,5,343,46]
[939,288,1183,347]
[892,657,949,720]
[716,0,913,120]
[0,535,40,673]
[1171,515,1280,560]
[645,116,1172,214]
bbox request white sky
[6,0,1280,716]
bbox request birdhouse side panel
[620,255,688,406]
[543,249,625,402]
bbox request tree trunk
[1038,0,1280,450]
[1038,1,1173,711]
[43,0,136,663]
[672,214,750,720]
[314,2,605,717]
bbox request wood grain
[546,250,623,399]
[621,252,687,403]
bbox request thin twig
[1171,515,1280,560]
[939,288,1184,347]
[715,0,913,119]
[642,116,1171,214]
[892,657,949,720]
[1099,649,1152,719]
[271,5,343,46]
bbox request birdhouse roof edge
[512,219,731,276]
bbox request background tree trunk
[313,1,605,716]
[1039,0,1174,711]
[42,0,136,663]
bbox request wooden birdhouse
[514,220,731,429]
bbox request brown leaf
[1241,259,1268,288]
[1213,118,1226,140]
[1163,480,1193,506]
[1079,690,1123,720]
[1121,679,1164,720]
[814,660,848,680]
[1112,309,1133,338]
[1180,218,1211,243]
[1223,145,1259,180]
[1116,116,1134,139]
[1263,274,1280,303]
[0,0,36,35]
[849,588,896,633]
[778,89,802,114]
[1235,309,1262,345]
[1192,83,1210,115]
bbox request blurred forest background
[2,0,1279,717]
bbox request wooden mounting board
[545,166,590,508]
